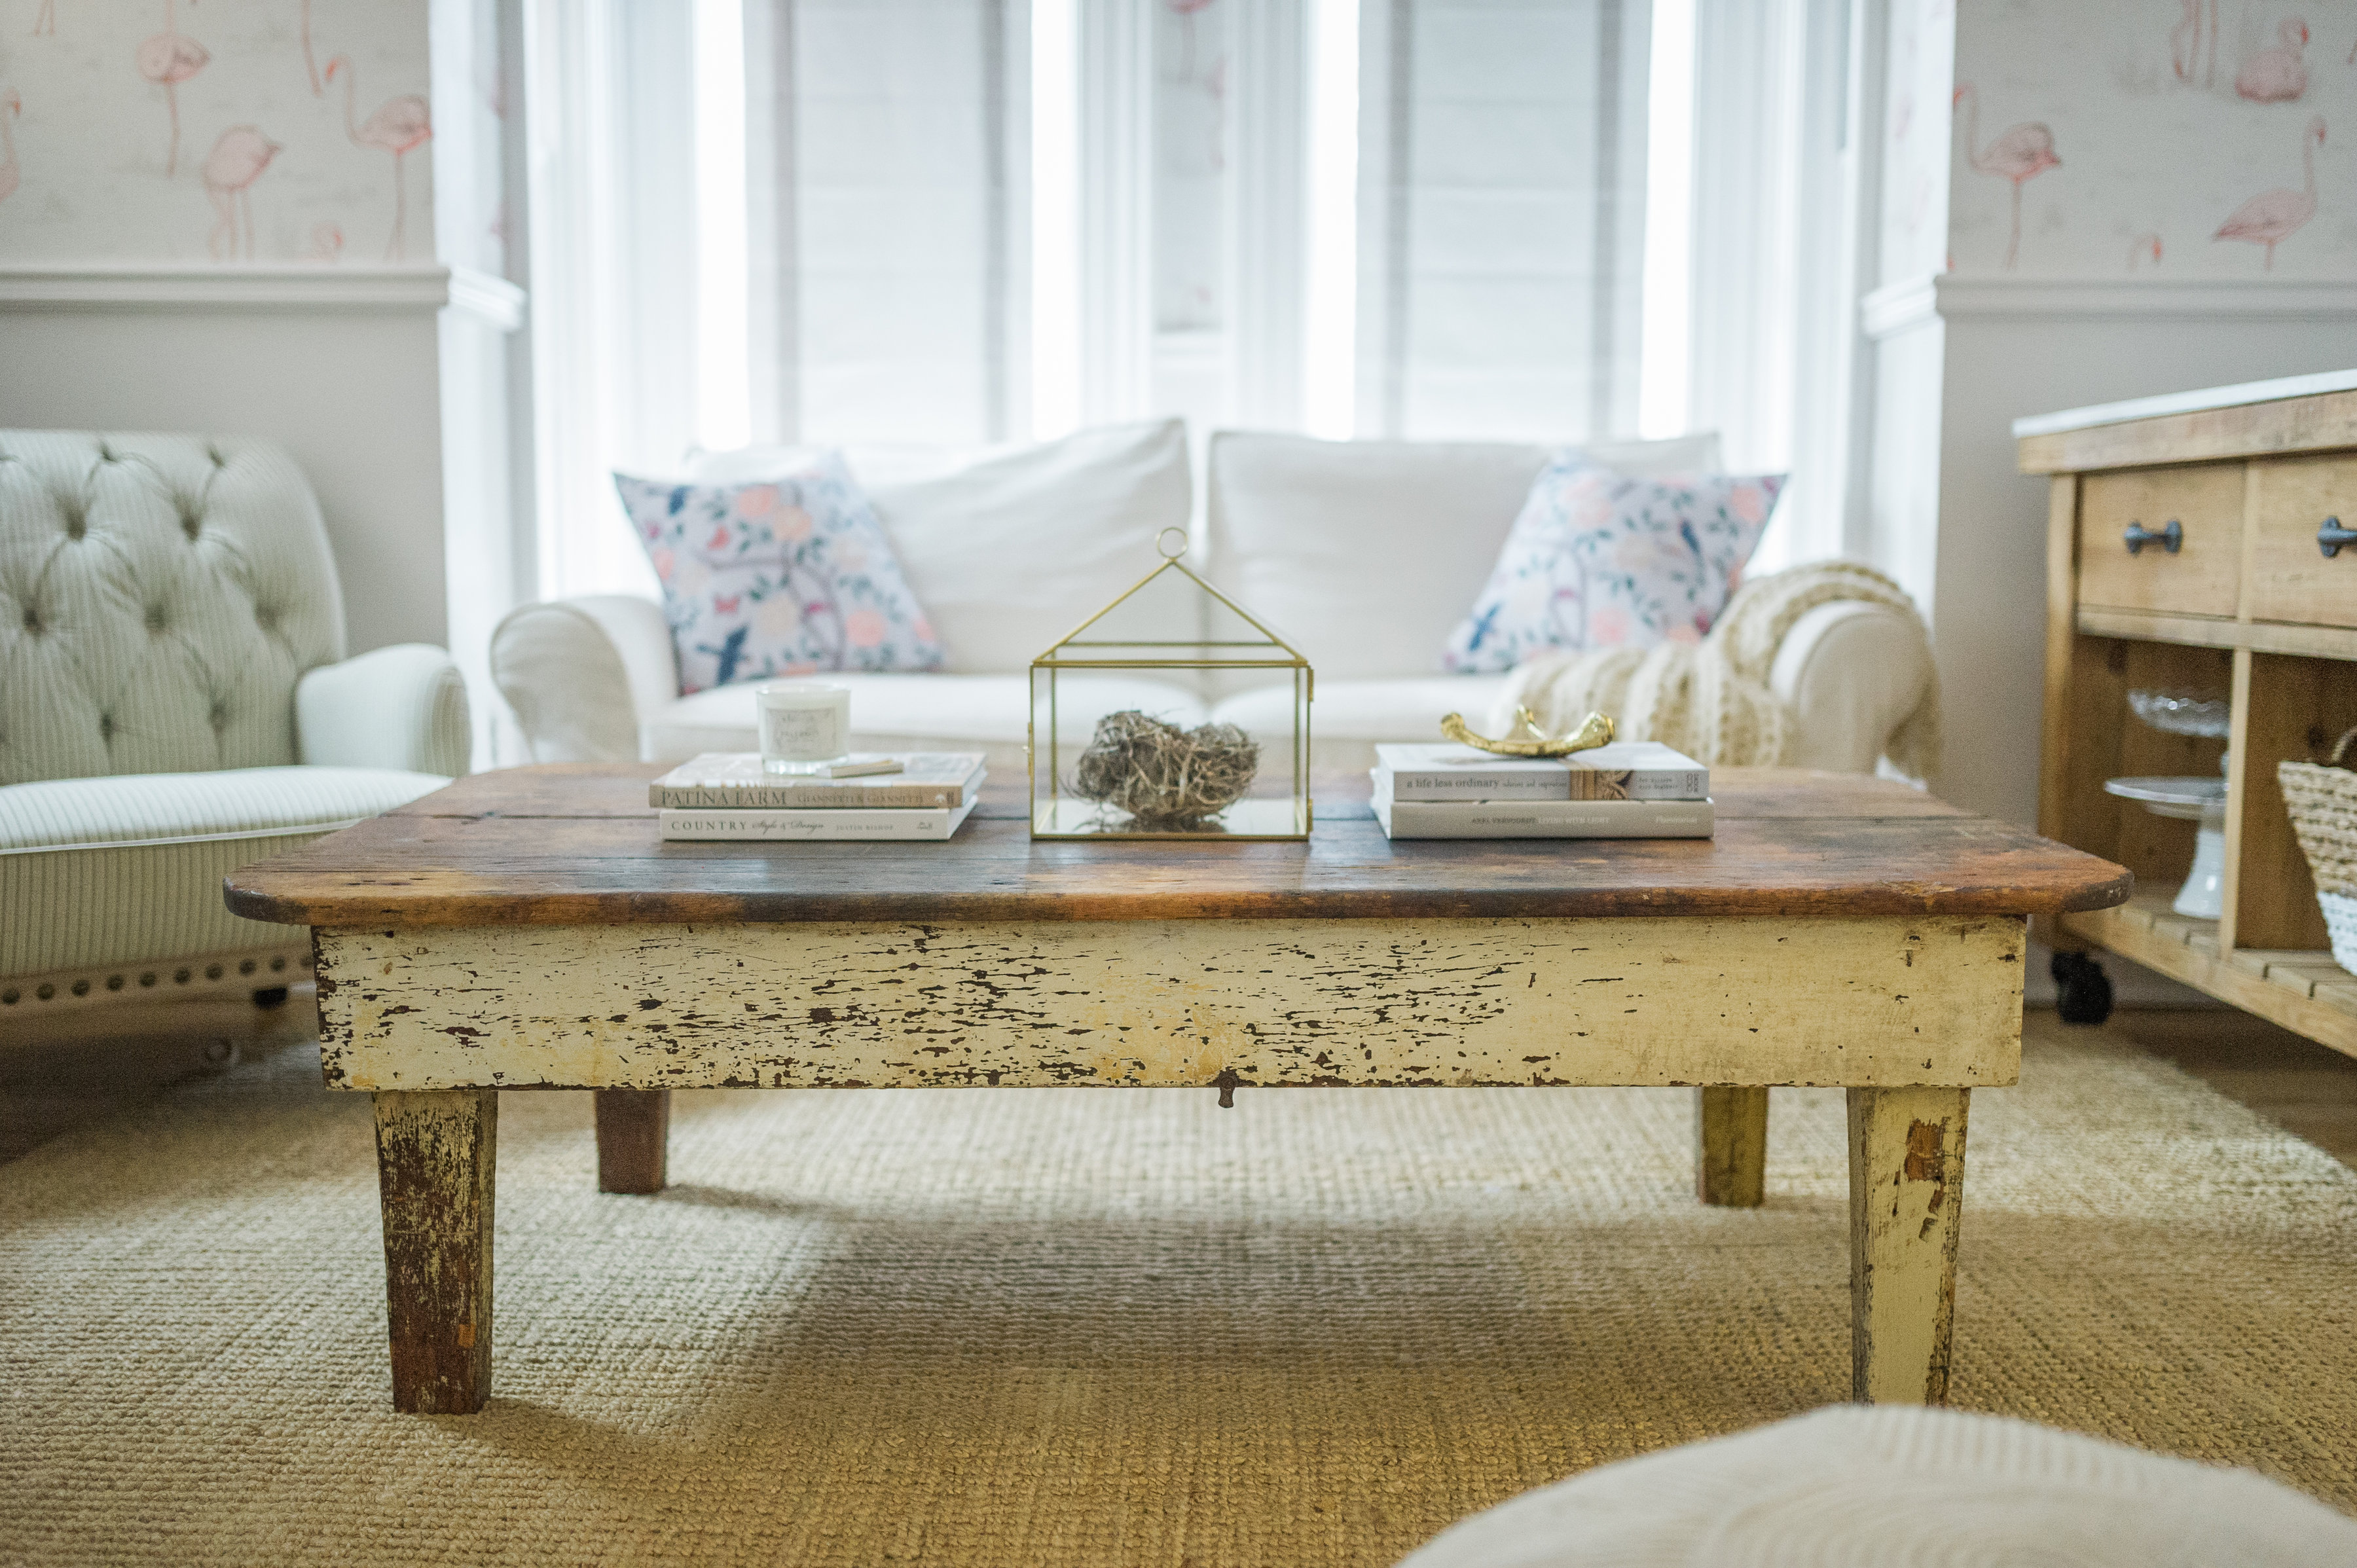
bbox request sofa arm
[490,594,679,763]
[1766,600,1937,776]
[295,644,472,776]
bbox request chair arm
[490,595,680,763]
[295,644,473,776]
[1766,600,1936,775]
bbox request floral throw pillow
[614,455,944,693]
[1442,454,1785,673]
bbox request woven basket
[2279,727,2357,972]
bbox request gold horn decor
[1438,706,1616,758]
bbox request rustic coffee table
[224,765,2126,1415]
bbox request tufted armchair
[0,432,468,1021]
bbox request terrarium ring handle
[1156,526,1189,560]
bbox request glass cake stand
[2110,689,2232,921]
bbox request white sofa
[492,420,1931,778]
[0,431,468,1018]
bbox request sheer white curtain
[1685,0,1880,570]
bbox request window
[527,1,1873,602]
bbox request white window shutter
[1357,0,1651,441]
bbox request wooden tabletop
[221,764,2131,928]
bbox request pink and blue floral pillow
[615,455,943,693]
[1442,454,1785,672]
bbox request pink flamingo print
[2128,232,2163,270]
[2174,0,2220,86]
[202,126,278,261]
[2216,115,2325,270]
[301,0,319,95]
[2238,18,2311,101]
[308,220,342,262]
[0,91,19,204]
[1169,0,1214,80]
[31,1,54,36]
[1952,84,2060,270]
[136,0,208,177]
[327,54,432,261]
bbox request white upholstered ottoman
[1399,1406,2357,1567]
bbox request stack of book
[653,753,987,841]
[1370,741,1713,840]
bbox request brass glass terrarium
[1030,529,1311,839]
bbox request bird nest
[1070,710,1260,832]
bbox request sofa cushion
[692,420,1194,674]
[1203,431,1720,683]
[0,765,445,977]
[643,672,1209,771]
[615,458,944,691]
[0,433,346,786]
[1211,676,1511,776]
[1442,457,1784,673]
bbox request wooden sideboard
[2020,370,2357,1057]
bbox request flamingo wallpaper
[1928,0,2357,278]
[0,0,433,264]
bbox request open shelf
[2062,893,2357,1057]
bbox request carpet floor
[3,1021,2355,1566]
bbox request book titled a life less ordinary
[650,752,985,811]
[1371,794,1714,841]
[1372,742,1709,802]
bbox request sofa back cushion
[1203,431,1721,681]
[0,433,344,786]
[693,419,1194,674]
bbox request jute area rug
[3,1019,2354,1567]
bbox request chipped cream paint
[316,915,2026,1093]
[1848,1085,1969,1405]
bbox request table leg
[1846,1085,1969,1404]
[373,1089,496,1414]
[595,1088,670,1194]
[1694,1086,1768,1207]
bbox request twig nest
[1072,710,1260,830]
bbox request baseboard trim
[1863,273,2357,340]
[0,264,526,331]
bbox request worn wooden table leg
[595,1088,670,1194]
[1847,1085,1969,1404]
[1695,1086,1768,1206]
[374,1089,496,1414]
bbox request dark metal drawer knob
[2123,519,2182,555]
[2318,517,2357,558]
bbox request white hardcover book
[1371,795,1714,840]
[659,798,978,842]
[651,753,985,810]
[1372,742,1708,801]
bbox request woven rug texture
[2,1023,2354,1566]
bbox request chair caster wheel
[2050,951,2113,1026]
[251,986,290,1009]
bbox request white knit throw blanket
[1492,559,1941,776]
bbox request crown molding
[0,263,526,330]
[1861,272,2357,341]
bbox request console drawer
[2075,463,2244,618]
[2248,454,2357,628]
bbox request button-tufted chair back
[0,432,346,786]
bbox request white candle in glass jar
[757,683,852,775]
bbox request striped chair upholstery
[0,431,467,1013]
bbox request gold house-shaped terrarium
[1030,529,1311,840]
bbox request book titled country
[651,752,985,811]
[1371,795,1713,841]
[659,797,978,842]
[1373,742,1709,802]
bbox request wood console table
[224,765,2124,1416]
[2020,368,2357,1054]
